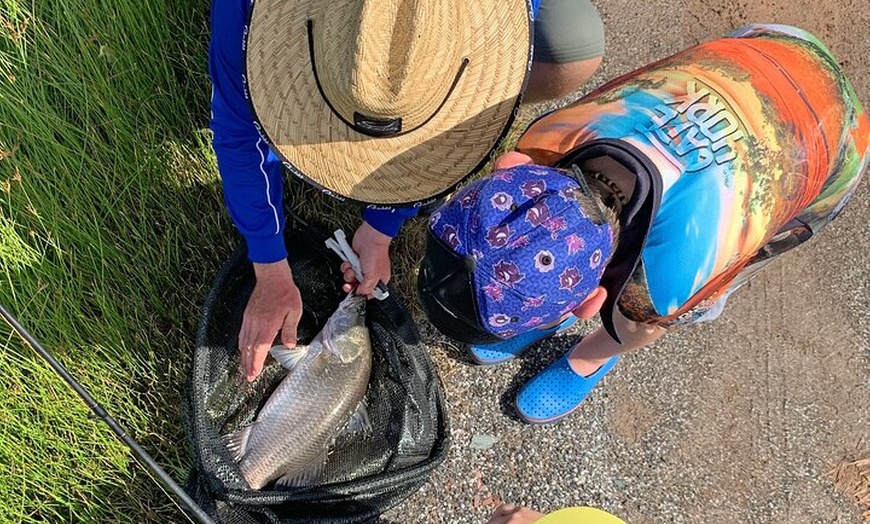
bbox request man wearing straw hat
[209,0,607,382]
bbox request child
[416,24,869,424]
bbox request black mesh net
[183,218,449,523]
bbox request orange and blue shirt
[515,24,869,333]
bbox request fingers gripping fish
[224,294,372,490]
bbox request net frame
[183,218,449,524]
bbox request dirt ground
[383,1,870,523]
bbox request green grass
[0,0,536,520]
[0,0,231,521]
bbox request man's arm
[339,208,419,297]
[209,0,301,381]
[362,207,419,238]
[209,0,286,263]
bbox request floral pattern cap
[428,164,614,339]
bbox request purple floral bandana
[428,164,614,339]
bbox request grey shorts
[535,0,606,63]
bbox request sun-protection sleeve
[362,208,419,237]
[209,0,287,264]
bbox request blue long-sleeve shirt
[208,0,418,263]
[209,0,541,263]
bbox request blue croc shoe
[515,354,618,424]
[468,316,577,366]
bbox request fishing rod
[0,303,216,524]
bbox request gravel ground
[383,1,870,522]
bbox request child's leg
[514,311,664,424]
[468,315,577,366]
[568,310,667,376]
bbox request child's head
[417,154,618,344]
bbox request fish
[224,293,372,490]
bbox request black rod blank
[0,303,215,524]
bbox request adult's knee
[525,57,603,103]
[525,0,605,103]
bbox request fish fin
[268,344,308,370]
[347,402,371,435]
[341,401,372,438]
[273,452,328,488]
[222,425,253,462]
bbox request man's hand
[341,221,392,297]
[239,259,302,382]
[485,504,544,524]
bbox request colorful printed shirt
[515,24,869,335]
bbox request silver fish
[224,294,372,490]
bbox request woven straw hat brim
[245,0,533,206]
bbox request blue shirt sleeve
[209,0,287,263]
[362,207,419,237]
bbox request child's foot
[514,353,618,424]
[468,316,577,366]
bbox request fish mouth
[320,294,369,363]
[343,293,368,313]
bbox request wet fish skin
[226,294,372,490]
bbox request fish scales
[230,294,372,490]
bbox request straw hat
[244,0,533,206]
